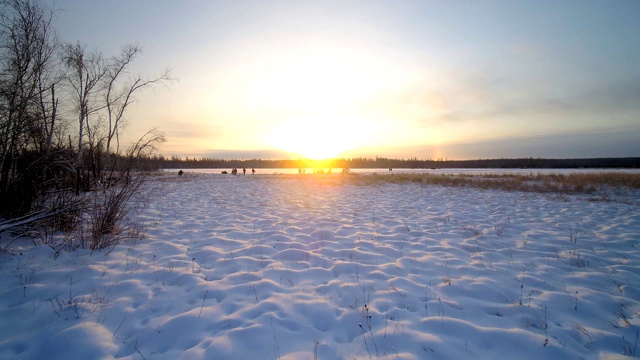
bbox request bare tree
[0,0,59,215]
[61,42,107,193]
[126,128,166,172]
[101,44,171,186]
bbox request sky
[53,0,640,160]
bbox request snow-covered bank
[1,173,639,359]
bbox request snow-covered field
[1,172,639,359]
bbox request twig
[49,298,60,317]
[359,323,372,360]
[313,340,319,360]
[543,303,549,347]
[198,290,208,318]
[519,270,525,306]
[270,315,281,360]
[113,315,127,337]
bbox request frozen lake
[168,167,640,175]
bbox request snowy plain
[1,170,639,359]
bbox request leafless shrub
[87,176,145,251]
[36,190,86,234]
[565,248,589,268]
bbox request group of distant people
[221,168,255,175]
[178,168,359,176]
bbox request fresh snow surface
[1,173,639,359]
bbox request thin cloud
[405,73,640,126]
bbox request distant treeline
[154,156,640,170]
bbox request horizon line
[157,155,640,162]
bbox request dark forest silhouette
[151,155,640,170]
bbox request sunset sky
[55,0,640,160]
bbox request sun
[268,115,370,159]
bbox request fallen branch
[0,203,83,233]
